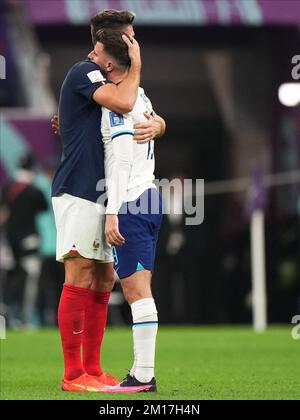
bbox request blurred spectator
[154,174,188,323]
[298,194,300,314]
[0,0,22,107]
[0,153,47,327]
[35,158,64,326]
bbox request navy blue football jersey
[52,59,111,203]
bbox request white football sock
[130,298,158,383]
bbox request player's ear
[106,60,114,72]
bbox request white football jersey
[101,87,157,214]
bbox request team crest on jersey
[109,112,124,127]
[93,240,100,250]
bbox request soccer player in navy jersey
[99,29,163,392]
[51,10,166,393]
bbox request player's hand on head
[134,112,161,144]
[122,34,141,69]
[51,114,60,136]
[105,215,125,247]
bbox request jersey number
[147,140,154,160]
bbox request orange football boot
[96,372,120,386]
[62,373,106,392]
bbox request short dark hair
[91,9,135,45]
[95,29,131,70]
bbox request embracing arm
[93,72,139,114]
[93,36,141,114]
[134,113,166,144]
[154,114,166,138]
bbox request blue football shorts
[112,188,163,279]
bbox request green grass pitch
[1,326,299,400]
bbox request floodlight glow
[278,83,300,107]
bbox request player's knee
[121,270,153,304]
[94,264,115,291]
[101,270,115,290]
[122,285,152,305]
[93,272,115,292]
[77,265,98,288]
[64,258,97,289]
[74,274,94,289]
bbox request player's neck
[109,69,129,85]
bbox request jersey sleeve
[103,109,135,214]
[107,111,134,140]
[72,62,111,101]
[139,87,156,116]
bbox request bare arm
[153,114,166,138]
[93,36,141,114]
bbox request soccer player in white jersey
[95,29,164,391]
[51,11,167,393]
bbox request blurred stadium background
[0,0,300,333]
